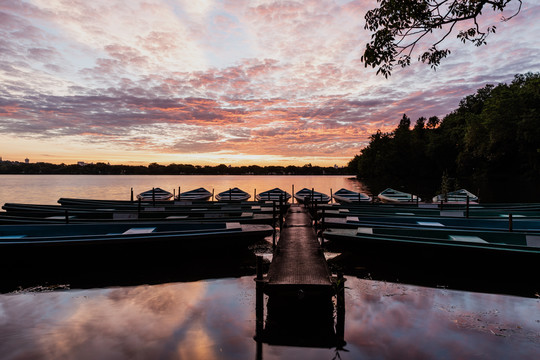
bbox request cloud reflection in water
[0,277,539,359]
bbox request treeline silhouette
[348,73,540,202]
[0,161,348,176]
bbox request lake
[0,175,539,359]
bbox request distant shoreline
[0,161,352,176]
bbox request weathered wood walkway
[263,204,334,297]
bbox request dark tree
[352,73,540,202]
[362,0,522,77]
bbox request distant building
[78,161,87,166]
[25,158,29,164]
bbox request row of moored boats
[1,184,539,295]
[136,186,479,205]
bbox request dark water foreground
[0,245,539,360]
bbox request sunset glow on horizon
[1,0,539,166]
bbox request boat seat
[122,227,156,234]
[449,235,488,243]
[526,235,540,248]
[356,227,373,234]
[417,221,445,227]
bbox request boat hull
[378,188,420,203]
[215,187,251,202]
[294,188,330,204]
[256,188,291,202]
[323,228,540,296]
[332,188,372,204]
[136,188,174,201]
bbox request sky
[1,0,539,166]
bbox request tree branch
[362,0,521,77]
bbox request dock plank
[266,205,333,288]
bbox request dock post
[336,271,346,349]
[313,199,318,230]
[178,186,181,200]
[279,194,284,231]
[256,255,263,281]
[509,214,513,232]
[321,207,326,245]
[152,187,155,206]
[65,209,69,224]
[292,184,295,204]
[272,201,277,249]
[254,188,257,201]
[229,188,232,201]
[130,187,133,202]
[330,188,333,204]
[212,189,215,202]
[466,196,470,218]
[255,255,264,358]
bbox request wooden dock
[254,203,345,350]
[262,204,334,298]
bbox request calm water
[0,175,539,359]
[0,174,367,205]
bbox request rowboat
[323,214,540,232]
[256,188,291,202]
[176,187,212,201]
[377,188,420,203]
[324,225,540,247]
[432,189,479,204]
[136,187,173,201]
[322,225,540,296]
[0,221,274,274]
[215,187,251,202]
[332,188,372,204]
[316,204,540,220]
[0,221,273,251]
[294,188,330,204]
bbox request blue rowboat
[256,188,291,202]
[215,187,251,202]
[294,188,330,204]
[378,188,420,203]
[177,187,212,201]
[136,187,173,201]
[332,188,372,204]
